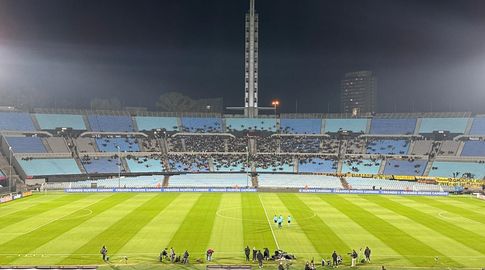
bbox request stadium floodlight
[271,100,280,117]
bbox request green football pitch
[0,192,484,269]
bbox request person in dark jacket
[256,250,264,268]
[252,247,257,261]
[364,246,371,262]
[263,248,270,260]
[100,246,108,262]
[332,251,338,266]
[183,250,189,264]
[160,248,168,262]
[245,246,251,261]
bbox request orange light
[271,100,280,106]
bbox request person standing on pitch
[170,247,175,263]
[245,246,251,261]
[332,251,338,267]
[364,246,371,262]
[252,247,257,261]
[100,245,108,262]
[351,249,358,267]
[183,250,189,264]
[278,215,283,229]
[257,250,264,268]
[273,215,278,225]
[206,248,214,261]
[287,215,292,226]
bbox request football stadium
[1,0,485,270]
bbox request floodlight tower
[244,0,259,117]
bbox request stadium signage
[0,191,33,204]
[298,189,449,196]
[65,188,257,193]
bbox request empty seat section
[180,117,222,132]
[341,159,381,174]
[258,174,343,189]
[429,161,485,179]
[82,157,121,174]
[469,117,485,135]
[88,115,133,132]
[169,173,248,187]
[135,116,179,132]
[383,159,427,176]
[75,138,97,153]
[125,157,165,173]
[366,140,409,155]
[346,177,447,191]
[461,141,485,156]
[0,112,35,131]
[18,158,81,176]
[438,141,460,156]
[419,118,468,134]
[95,137,140,152]
[35,114,86,130]
[280,118,322,134]
[369,118,416,135]
[410,140,433,155]
[5,136,46,153]
[45,137,70,153]
[298,158,337,173]
[324,119,368,133]
[225,118,277,132]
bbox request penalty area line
[258,193,280,250]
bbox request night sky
[1,0,485,113]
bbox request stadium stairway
[340,177,350,189]
[413,118,422,135]
[456,142,465,156]
[378,160,386,174]
[423,161,434,176]
[0,153,22,190]
[82,114,92,131]
[337,159,343,174]
[251,174,258,187]
[464,118,474,135]
[41,138,53,153]
[30,113,41,130]
[162,175,169,187]
[120,158,130,173]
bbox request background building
[340,70,377,114]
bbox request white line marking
[258,193,280,250]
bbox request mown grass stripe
[0,194,84,229]
[0,193,134,264]
[61,194,178,264]
[0,194,63,216]
[241,193,277,251]
[410,196,485,224]
[278,193,350,256]
[321,195,462,267]
[368,196,485,255]
[167,193,222,255]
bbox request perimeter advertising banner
[65,188,258,193]
[298,188,449,196]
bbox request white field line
[258,194,280,250]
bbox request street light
[271,100,280,117]
[8,146,12,192]
[116,145,121,188]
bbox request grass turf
[0,192,484,269]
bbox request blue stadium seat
[180,117,222,132]
[429,161,485,179]
[280,118,322,134]
[82,157,121,174]
[298,158,337,173]
[366,140,409,155]
[5,137,46,153]
[88,115,133,132]
[18,158,81,176]
[0,112,36,131]
[35,114,86,130]
[258,174,342,189]
[225,118,277,132]
[95,137,140,152]
[461,141,485,157]
[469,118,485,135]
[341,159,381,174]
[369,119,416,135]
[383,159,427,176]
[125,157,165,173]
[324,119,368,133]
[169,174,248,187]
[135,116,179,131]
[419,118,468,134]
